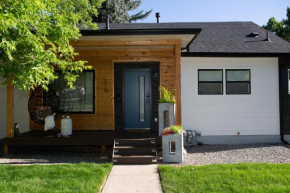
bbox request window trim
[226,69,251,95]
[46,70,96,114]
[198,69,223,95]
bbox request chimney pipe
[156,12,160,23]
[106,14,110,30]
[265,31,270,41]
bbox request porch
[2,130,162,155]
[1,35,193,160]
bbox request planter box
[158,103,175,135]
[162,134,183,163]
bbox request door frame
[114,62,160,132]
[123,69,152,130]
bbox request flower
[161,125,185,136]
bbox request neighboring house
[1,21,290,149]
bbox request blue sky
[132,0,289,26]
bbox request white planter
[61,116,72,136]
[158,103,175,136]
[162,134,183,163]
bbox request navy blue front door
[124,70,151,129]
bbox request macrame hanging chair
[28,86,60,124]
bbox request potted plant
[162,125,185,163]
[158,86,176,135]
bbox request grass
[0,163,112,193]
[158,163,290,193]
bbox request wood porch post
[174,44,182,125]
[5,78,14,155]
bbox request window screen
[226,69,250,94]
[198,70,223,95]
[46,71,95,113]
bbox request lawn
[0,163,112,193]
[158,163,290,193]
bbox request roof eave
[80,28,202,36]
[181,52,290,57]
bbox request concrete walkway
[102,165,163,193]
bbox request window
[46,70,95,113]
[226,69,250,94]
[198,69,223,95]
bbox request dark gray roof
[94,22,290,54]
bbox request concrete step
[113,138,157,164]
[114,146,156,156]
[112,155,157,164]
[115,138,156,146]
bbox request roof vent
[156,12,160,23]
[264,31,271,42]
[250,32,259,37]
[106,14,110,30]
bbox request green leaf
[0,0,104,90]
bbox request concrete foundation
[198,135,290,145]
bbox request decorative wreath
[28,86,60,124]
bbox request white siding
[181,57,280,136]
[0,79,30,139]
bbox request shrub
[158,86,176,103]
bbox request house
[1,21,290,162]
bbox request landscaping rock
[175,143,290,166]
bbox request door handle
[147,95,150,101]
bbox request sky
[131,0,290,26]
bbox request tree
[0,0,104,91]
[94,0,152,23]
[263,7,290,42]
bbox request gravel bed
[0,145,111,165]
[176,143,290,166]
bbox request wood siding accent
[71,39,181,47]
[30,39,181,130]
[175,44,182,125]
[6,79,14,137]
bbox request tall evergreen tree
[263,7,290,42]
[94,0,152,23]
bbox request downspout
[279,57,290,145]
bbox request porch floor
[2,130,162,146]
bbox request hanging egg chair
[28,86,60,124]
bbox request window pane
[227,70,250,81]
[227,83,250,94]
[199,70,222,81]
[139,76,145,122]
[48,71,94,113]
[199,83,223,94]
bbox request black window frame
[288,69,290,95]
[226,69,251,95]
[198,69,223,95]
[46,70,96,114]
